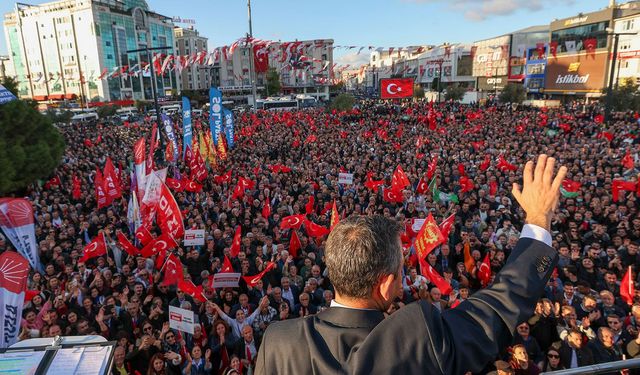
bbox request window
[550,21,609,54]
[527,63,545,75]
[623,19,635,31]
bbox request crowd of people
[5,97,640,374]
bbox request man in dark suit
[234,325,261,372]
[256,154,566,374]
[559,328,595,368]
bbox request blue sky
[1,0,605,65]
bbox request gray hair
[325,215,402,299]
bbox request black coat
[256,237,557,374]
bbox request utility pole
[247,0,258,110]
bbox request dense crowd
[5,98,640,374]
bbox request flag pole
[247,0,258,110]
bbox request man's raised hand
[511,154,567,231]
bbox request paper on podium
[0,350,46,375]
[47,345,112,375]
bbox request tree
[265,68,281,96]
[0,99,65,194]
[431,77,443,93]
[445,85,467,102]
[329,93,355,111]
[330,81,345,93]
[44,109,73,124]
[413,85,425,99]
[602,78,640,112]
[1,76,19,97]
[499,83,526,104]
[96,105,117,118]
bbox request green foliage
[329,93,355,111]
[330,81,345,93]
[603,78,640,112]
[134,100,147,112]
[413,85,425,99]
[0,99,65,194]
[445,85,467,102]
[1,76,19,97]
[181,90,205,106]
[265,67,281,96]
[499,83,526,104]
[96,105,117,118]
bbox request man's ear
[377,273,398,302]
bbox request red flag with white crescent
[80,233,107,262]
[418,257,452,295]
[116,230,140,257]
[221,255,234,273]
[621,266,635,306]
[305,219,330,238]
[262,199,271,219]
[230,225,242,257]
[280,215,306,230]
[162,253,184,286]
[289,230,301,258]
[478,252,492,287]
[242,262,276,287]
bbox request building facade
[173,26,210,91]
[417,44,474,90]
[612,6,640,86]
[472,35,511,93]
[508,25,549,86]
[3,0,177,102]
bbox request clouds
[407,0,575,21]
[335,52,370,67]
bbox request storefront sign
[544,53,607,93]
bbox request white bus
[256,98,299,111]
[160,103,181,115]
[116,107,138,121]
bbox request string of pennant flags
[28,36,600,85]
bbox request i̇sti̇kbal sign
[544,52,607,94]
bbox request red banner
[157,183,185,240]
[380,78,414,99]
[254,44,269,73]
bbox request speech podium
[0,335,115,374]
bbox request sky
[1,0,607,65]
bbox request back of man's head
[325,215,402,300]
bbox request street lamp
[604,27,638,125]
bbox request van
[71,112,99,123]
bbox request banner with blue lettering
[0,84,17,105]
[209,87,223,146]
[161,113,179,162]
[223,107,235,149]
[182,97,192,158]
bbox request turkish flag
[621,266,635,306]
[515,124,525,134]
[622,149,635,170]
[178,280,206,302]
[162,253,184,286]
[549,41,558,58]
[80,233,107,262]
[330,200,340,232]
[496,155,518,172]
[280,215,306,230]
[595,114,605,125]
[459,176,474,193]
[289,230,301,258]
[489,180,498,196]
[536,42,545,59]
[135,225,154,246]
[438,213,456,239]
[612,179,637,201]
[457,163,466,177]
[230,225,242,257]
[382,187,403,204]
[140,233,177,257]
[305,219,330,238]
[584,38,597,58]
[477,252,492,287]
[221,255,234,273]
[392,165,410,192]
[184,180,203,193]
[72,174,82,200]
[262,199,271,219]
[414,212,445,259]
[427,157,438,179]
[416,175,429,195]
[116,230,140,257]
[166,178,186,192]
[243,262,276,287]
[418,257,452,295]
[239,176,256,190]
[214,170,232,184]
[479,155,491,171]
[380,78,414,99]
[365,178,384,191]
[305,195,315,215]
[253,44,269,73]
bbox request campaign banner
[133,137,146,199]
[169,306,194,334]
[338,173,354,185]
[223,107,235,149]
[0,198,42,272]
[0,251,29,347]
[161,114,179,163]
[412,218,426,233]
[182,97,192,159]
[183,229,205,246]
[213,272,241,288]
[209,87,223,146]
[380,78,414,99]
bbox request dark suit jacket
[255,237,557,374]
[559,342,594,368]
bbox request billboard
[380,78,414,99]
[544,52,608,94]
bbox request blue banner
[0,84,17,104]
[209,87,223,146]
[161,113,179,162]
[223,107,235,149]
[181,97,192,158]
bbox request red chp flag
[380,78,414,99]
[0,198,41,271]
[94,169,108,209]
[414,213,445,260]
[103,157,122,203]
[621,266,635,305]
[80,233,107,262]
[156,182,184,240]
[0,251,30,347]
